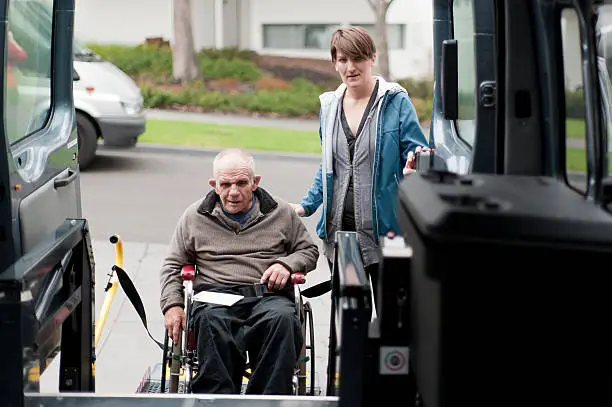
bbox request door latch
[479,81,496,108]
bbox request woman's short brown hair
[330,26,376,62]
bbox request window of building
[262,23,406,50]
[352,24,405,49]
[263,24,340,49]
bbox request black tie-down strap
[112,265,165,350]
[300,280,332,298]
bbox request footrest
[137,378,187,394]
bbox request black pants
[190,294,303,395]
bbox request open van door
[6,0,81,256]
[0,0,95,403]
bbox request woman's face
[334,50,376,89]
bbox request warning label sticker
[379,346,409,375]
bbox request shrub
[88,44,434,122]
[412,97,433,123]
[397,77,434,100]
[87,44,172,78]
[197,47,256,61]
[200,58,262,82]
[566,88,585,119]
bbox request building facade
[74,0,434,80]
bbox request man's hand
[261,263,291,290]
[404,146,432,177]
[290,203,305,217]
[164,306,186,344]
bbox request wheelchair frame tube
[94,235,123,348]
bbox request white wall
[74,0,172,46]
[248,0,434,79]
[74,0,216,50]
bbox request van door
[430,0,497,175]
[7,0,80,256]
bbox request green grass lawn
[138,118,605,173]
[139,119,322,154]
[566,119,585,139]
[566,148,612,173]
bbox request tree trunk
[370,0,392,80]
[172,0,199,83]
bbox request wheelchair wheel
[295,296,316,395]
[160,329,170,393]
[160,328,185,393]
[304,301,316,396]
[169,329,183,393]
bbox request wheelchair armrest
[292,272,305,285]
[181,265,196,281]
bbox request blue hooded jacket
[299,77,430,242]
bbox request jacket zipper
[372,93,388,240]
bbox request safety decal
[379,346,409,375]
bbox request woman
[291,26,429,295]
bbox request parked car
[72,41,146,169]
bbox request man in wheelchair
[159,148,319,395]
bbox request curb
[99,142,322,162]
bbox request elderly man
[160,148,319,395]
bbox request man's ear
[252,175,261,190]
[208,178,216,188]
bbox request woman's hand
[403,146,432,177]
[290,203,305,216]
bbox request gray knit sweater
[159,187,320,313]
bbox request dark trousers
[190,294,303,395]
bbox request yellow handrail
[94,234,124,348]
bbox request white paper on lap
[192,291,244,306]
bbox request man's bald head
[209,149,261,213]
[212,148,256,181]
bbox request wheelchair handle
[181,265,196,281]
[181,264,303,284]
[292,272,305,284]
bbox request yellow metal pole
[94,235,124,348]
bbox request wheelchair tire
[169,330,183,393]
[160,329,170,393]
[294,298,316,396]
[304,301,316,396]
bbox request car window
[452,0,477,147]
[6,0,53,144]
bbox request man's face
[209,165,260,214]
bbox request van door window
[452,0,477,147]
[561,8,588,194]
[6,0,53,145]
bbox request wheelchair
[159,265,316,396]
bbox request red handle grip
[181,265,196,281]
[291,272,305,284]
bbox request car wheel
[76,112,98,170]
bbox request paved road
[40,147,331,395]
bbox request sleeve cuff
[162,302,185,315]
[272,259,295,274]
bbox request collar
[331,76,404,100]
[197,187,279,216]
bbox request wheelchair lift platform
[3,220,413,407]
